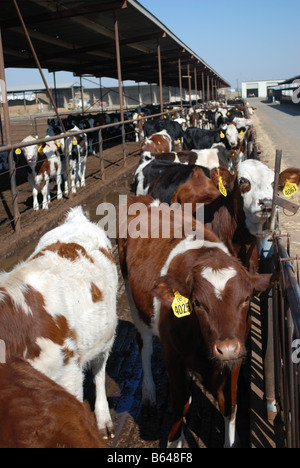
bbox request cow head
[16,136,38,165]
[237,160,300,235]
[220,124,238,148]
[152,247,273,368]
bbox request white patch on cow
[237,159,275,235]
[200,267,237,300]
[0,273,33,316]
[193,148,219,169]
[149,199,161,208]
[135,153,154,195]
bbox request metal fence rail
[273,236,300,447]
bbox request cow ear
[250,273,276,296]
[152,276,175,307]
[278,168,300,190]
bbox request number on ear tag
[283,179,298,198]
[219,176,227,197]
[172,291,192,318]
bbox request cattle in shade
[118,195,274,448]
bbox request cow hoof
[99,422,115,440]
[167,428,185,448]
[141,400,157,418]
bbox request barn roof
[0,0,230,88]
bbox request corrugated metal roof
[0,0,230,88]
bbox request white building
[241,79,285,99]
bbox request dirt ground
[0,142,141,264]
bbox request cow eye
[194,299,200,307]
[239,177,250,185]
[244,296,250,303]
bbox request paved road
[249,98,300,166]
[249,98,300,256]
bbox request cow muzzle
[213,339,243,363]
[258,198,273,217]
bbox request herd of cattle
[1,100,300,448]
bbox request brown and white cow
[0,357,106,448]
[15,136,64,210]
[141,130,172,153]
[118,195,273,448]
[0,206,118,439]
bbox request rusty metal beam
[1,1,128,29]
[0,26,20,232]
[12,0,65,133]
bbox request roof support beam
[1,1,128,29]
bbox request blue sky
[4,0,300,89]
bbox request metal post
[98,129,104,180]
[194,67,198,106]
[80,75,85,115]
[207,74,210,102]
[187,62,192,106]
[270,150,282,231]
[114,10,126,164]
[0,26,21,232]
[157,39,164,114]
[12,0,66,132]
[178,56,183,108]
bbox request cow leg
[41,178,49,210]
[56,172,63,200]
[124,279,156,410]
[92,350,115,439]
[217,362,242,448]
[163,353,191,448]
[32,186,39,210]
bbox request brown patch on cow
[35,152,50,176]
[32,242,94,263]
[99,247,116,264]
[0,285,77,361]
[278,168,300,189]
[90,282,103,303]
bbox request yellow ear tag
[239,130,244,136]
[219,176,227,197]
[73,139,78,146]
[220,131,225,139]
[15,148,21,155]
[283,179,298,198]
[38,145,44,153]
[177,138,181,143]
[172,291,192,318]
[56,142,60,148]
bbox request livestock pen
[0,99,298,448]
